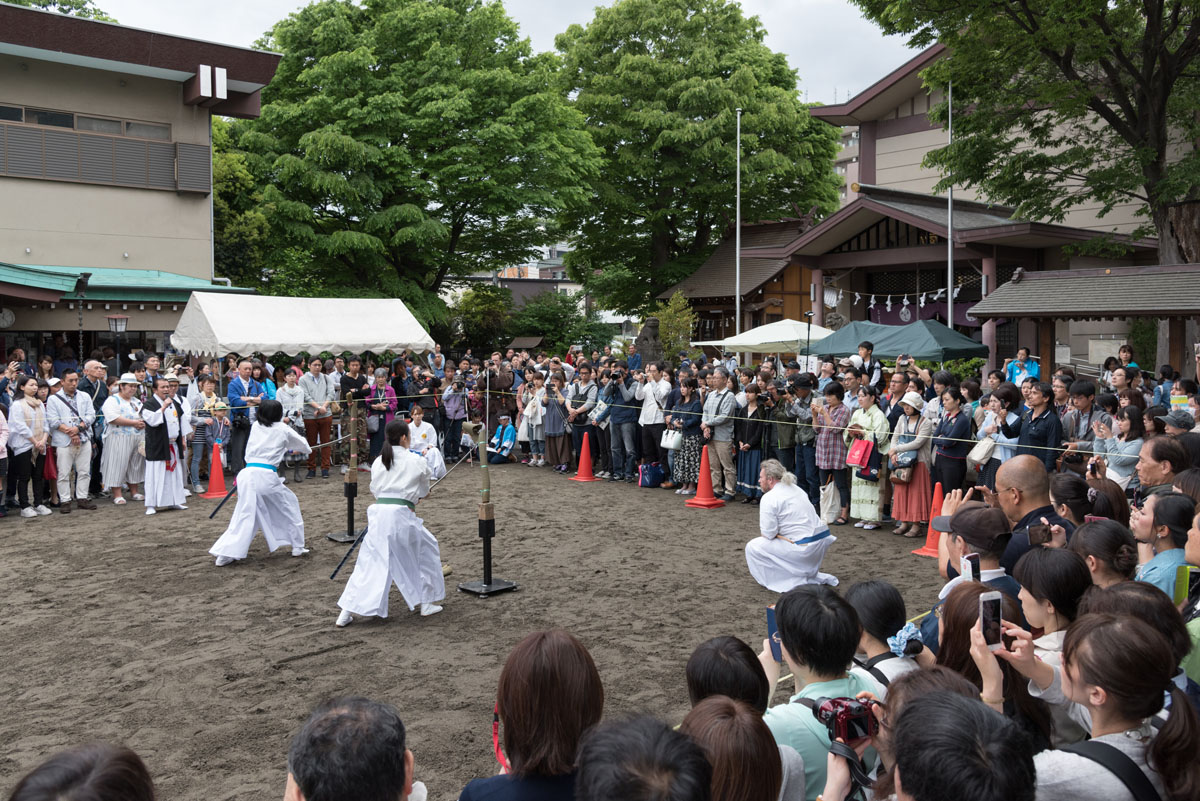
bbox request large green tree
[234,0,600,326]
[556,0,841,315]
[852,0,1199,262]
[212,118,270,290]
[508,290,614,354]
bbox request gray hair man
[745,458,838,591]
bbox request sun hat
[118,373,140,385]
[899,391,925,411]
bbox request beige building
[0,3,279,367]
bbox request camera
[810,697,878,745]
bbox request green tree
[234,0,600,328]
[653,291,700,365]
[6,0,116,20]
[556,0,841,315]
[451,284,513,351]
[851,0,1200,263]
[212,118,270,289]
[509,290,614,354]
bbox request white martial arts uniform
[208,421,313,561]
[337,448,446,617]
[746,480,838,591]
[142,398,191,510]
[408,420,447,479]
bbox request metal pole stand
[458,422,518,598]
[327,391,365,543]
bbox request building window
[77,115,123,135]
[0,104,21,122]
[28,108,74,128]
[126,121,170,140]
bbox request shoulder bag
[1060,741,1161,801]
[661,427,683,450]
[967,434,996,470]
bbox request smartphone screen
[766,605,782,663]
[960,553,981,582]
[980,593,1004,651]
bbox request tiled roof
[0,263,254,302]
[971,265,1200,319]
[658,222,803,300]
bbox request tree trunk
[1154,204,1185,265]
[1168,202,1200,264]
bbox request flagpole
[946,82,954,328]
[735,107,742,337]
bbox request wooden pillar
[811,268,824,327]
[1169,318,1186,375]
[1037,318,1055,373]
[981,255,998,374]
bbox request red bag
[846,437,873,469]
[43,446,58,481]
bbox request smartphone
[960,552,981,582]
[1084,514,1105,523]
[766,605,783,663]
[1172,565,1200,606]
[980,591,1004,651]
[1028,524,1052,546]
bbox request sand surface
[0,463,944,800]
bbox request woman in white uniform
[408,404,446,479]
[208,399,313,566]
[336,417,445,627]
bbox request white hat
[47,377,60,386]
[899,391,925,411]
[118,372,140,385]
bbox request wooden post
[1169,318,1186,375]
[1037,319,1055,374]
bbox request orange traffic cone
[570,432,601,482]
[686,444,726,509]
[911,481,944,557]
[201,442,229,499]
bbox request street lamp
[106,314,129,376]
[803,310,815,370]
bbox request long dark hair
[1068,519,1138,582]
[379,418,410,471]
[1012,547,1091,625]
[1063,614,1200,801]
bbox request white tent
[170,292,436,356]
[692,318,836,352]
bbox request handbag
[661,428,683,450]
[367,414,380,434]
[638,462,665,488]
[846,436,873,469]
[889,466,914,485]
[819,479,840,524]
[967,436,996,470]
[856,436,882,482]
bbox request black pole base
[457,578,519,599]
[326,528,365,544]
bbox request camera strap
[793,698,875,796]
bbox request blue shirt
[1005,359,1040,385]
[1137,548,1189,598]
[626,353,642,371]
[459,773,574,801]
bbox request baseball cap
[786,360,800,369]
[1163,410,1195,430]
[931,501,1012,552]
[792,374,816,389]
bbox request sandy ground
[0,462,944,801]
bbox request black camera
[811,697,878,745]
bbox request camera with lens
[810,696,878,745]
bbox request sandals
[862,522,880,531]
[113,496,127,505]
[833,516,850,526]
[904,523,926,538]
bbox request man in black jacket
[141,377,189,515]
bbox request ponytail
[379,418,410,471]
[1150,686,1200,801]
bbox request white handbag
[967,436,996,470]
[819,480,840,524]
[660,428,683,450]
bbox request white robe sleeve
[759,490,780,539]
[142,401,165,425]
[284,425,312,455]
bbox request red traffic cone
[201,442,229,499]
[686,443,726,509]
[911,481,944,557]
[570,432,601,482]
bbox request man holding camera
[787,375,820,506]
[568,364,599,473]
[47,367,97,513]
[701,368,738,501]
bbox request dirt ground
[0,463,944,801]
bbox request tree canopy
[555,0,841,315]
[232,0,601,326]
[851,0,1199,262]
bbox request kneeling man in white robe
[746,458,838,591]
[142,377,190,515]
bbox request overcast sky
[97,0,917,105]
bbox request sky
[95,0,918,105]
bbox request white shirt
[47,389,97,448]
[371,447,431,502]
[7,397,49,456]
[759,481,825,541]
[142,396,189,442]
[243,421,312,466]
[409,420,437,452]
[635,377,670,425]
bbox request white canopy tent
[692,318,836,352]
[170,292,436,357]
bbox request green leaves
[557,0,841,315]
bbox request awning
[693,318,836,352]
[0,262,255,303]
[170,292,435,357]
[506,336,544,350]
[800,319,988,361]
[971,264,1200,320]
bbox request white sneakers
[214,555,234,566]
[35,505,52,516]
[291,547,310,557]
[145,508,156,515]
[420,603,443,617]
[335,609,353,627]
[336,603,443,627]
[171,504,188,511]
[20,507,37,518]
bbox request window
[77,115,122,135]
[28,109,73,128]
[0,105,21,122]
[125,121,170,140]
